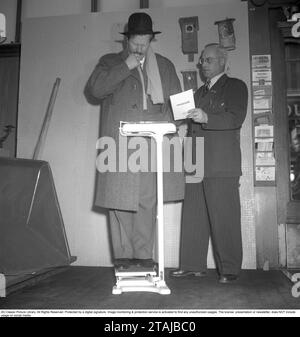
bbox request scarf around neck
[137,46,165,110]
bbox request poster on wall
[251,55,272,90]
[251,54,275,186]
[254,125,274,138]
[255,166,275,181]
[253,96,272,110]
[253,113,273,126]
[252,55,271,69]
[252,84,272,96]
[255,138,274,152]
[255,152,275,166]
[252,69,272,83]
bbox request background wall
[0,0,243,41]
[21,0,91,18]
[17,2,256,269]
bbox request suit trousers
[179,177,243,275]
[108,172,157,260]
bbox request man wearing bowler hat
[85,12,184,270]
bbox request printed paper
[170,89,195,121]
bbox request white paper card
[170,89,195,121]
[255,125,274,138]
[252,69,272,82]
[256,152,275,166]
[253,96,271,109]
[255,138,274,151]
[252,55,271,69]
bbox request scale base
[115,264,157,277]
[112,275,171,295]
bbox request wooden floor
[0,266,299,311]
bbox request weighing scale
[112,121,177,295]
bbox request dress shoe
[170,269,207,278]
[219,274,238,283]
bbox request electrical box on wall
[181,71,198,92]
[179,16,199,62]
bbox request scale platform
[113,264,170,295]
[115,265,157,277]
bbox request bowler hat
[121,12,161,36]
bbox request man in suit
[171,43,248,283]
[85,13,184,270]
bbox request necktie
[203,80,210,95]
[137,65,147,110]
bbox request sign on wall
[251,54,275,185]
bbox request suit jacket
[188,74,248,178]
[85,49,184,211]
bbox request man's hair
[204,43,228,62]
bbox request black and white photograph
[0,0,299,322]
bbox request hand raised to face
[125,53,142,70]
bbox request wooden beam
[15,0,22,43]
[91,0,98,13]
[247,0,299,7]
[140,0,149,9]
[33,78,61,160]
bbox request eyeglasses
[197,57,218,66]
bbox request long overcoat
[85,49,185,211]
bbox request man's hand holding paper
[170,89,208,124]
[170,89,195,121]
[186,108,208,124]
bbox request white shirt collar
[140,57,145,69]
[208,72,225,89]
